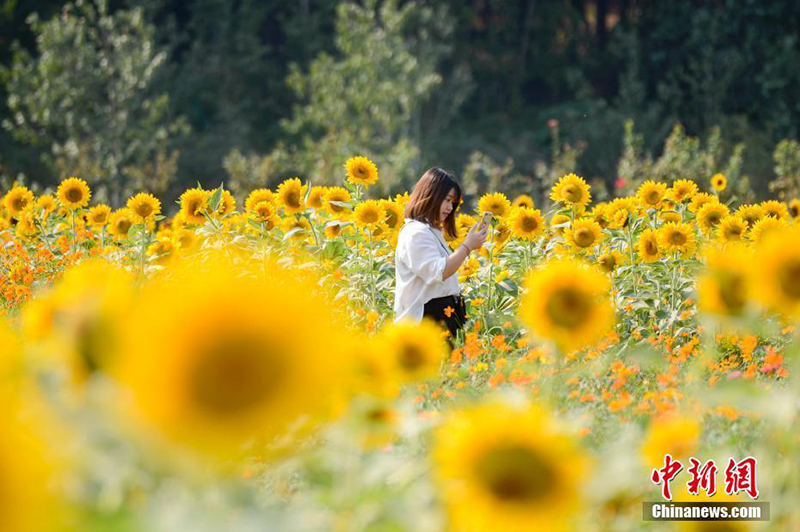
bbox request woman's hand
[464,223,488,251]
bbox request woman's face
[439,188,457,225]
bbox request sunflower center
[777,259,800,300]
[645,239,658,255]
[669,230,687,245]
[474,445,555,504]
[545,287,592,329]
[136,203,153,218]
[645,190,661,205]
[563,185,583,203]
[361,210,379,224]
[521,216,539,233]
[573,228,595,248]
[11,196,27,211]
[285,191,301,209]
[600,255,617,272]
[718,273,746,314]
[355,166,368,178]
[190,332,283,416]
[385,209,398,228]
[706,213,722,226]
[65,187,83,203]
[724,225,742,239]
[116,219,132,234]
[398,342,426,371]
[188,198,204,216]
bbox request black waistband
[427,294,463,304]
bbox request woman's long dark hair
[404,167,462,239]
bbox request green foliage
[769,139,800,200]
[254,0,457,196]
[618,122,749,199]
[1,0,187,204]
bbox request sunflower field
[2,156,800,531]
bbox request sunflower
[668,179,698,203]
[35,194,57,216]
[478,192,511,218]
[588,203,609,228]
[698,244,753,318]
[251,200,279,229]
[597,249,626,273]
[550,173,591,210]
[512,194,535,209]
[127,192,161,222]
[736,204,765,229]
[345,156,379,187]
[687,192,716,214]
[56,176,91,210]
[549,213,571,235]
[116,254,349,461]
[147,240,174,264]
[22,259,134,382]
[277,177,307,214]
[353,200,386,229]
[323,221,348,239]
[638,228,661,263]
[15,209,37,238]
[3,185,34,218]
[180,188,210,225]
[280,216,312,241]
[245,188,275,212]
[520,259,614,352]
[376,200,401,231]
[658,210,681,225]
[657,222,696,257]
[752,226,800,317]
[748,216,787,245]
[381,320,448,383]
[696,202,729,234]
[307,186,328,211]
[172,228,198,251]
[433,402,589,532]
[108,208,134,238]
[0,388,64,532]
[641,414,700,468]
[716,215,747,244]
[510,208,545,240]
[760,200,789,220]
[605,197,638,229]
[564,218,604,251]
[710,172,727,192]
[636,180,668,209]
[87,204,112,227]
[324,187,352,217]
[216,189,237,215]
[789,198,800,218]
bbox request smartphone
[479,211,492,230]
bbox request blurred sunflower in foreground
[434,402,590,532]
[115,253,351,464]
[520,259,615,353]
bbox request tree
[2,0,187,205]
[231,0,461,196]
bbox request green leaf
[208,185,223,212]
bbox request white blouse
[394,219,461,323]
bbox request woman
[394,167,488,341]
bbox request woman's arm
[441,243,471,281]
[441,224,488,281]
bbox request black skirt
[423,294,467,342]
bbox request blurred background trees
[1,0,799,206]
